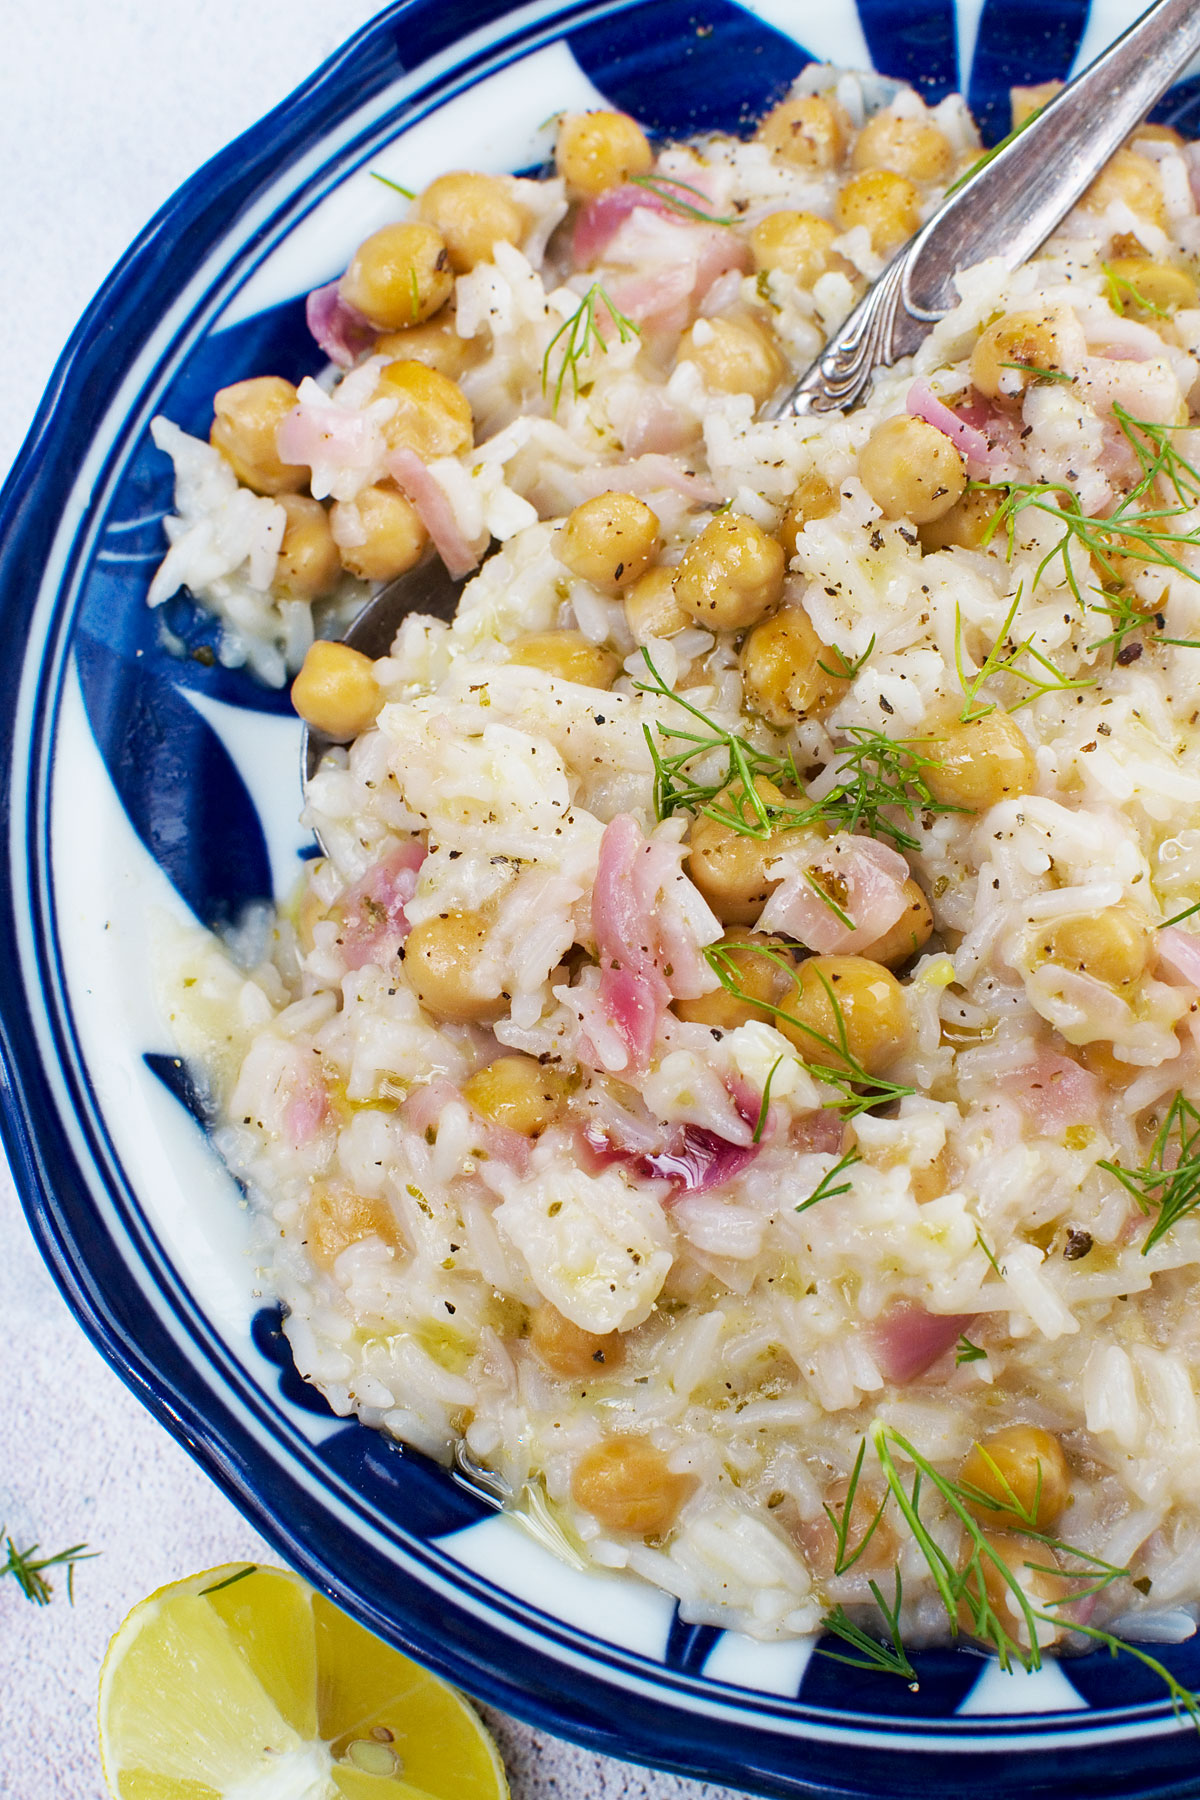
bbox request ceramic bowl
[4,3,1200,1794]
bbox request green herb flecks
[954,588,1096,722]
[752,1055,787,1144]
[542,284,641,414]
[1102,261,1171,320]
[975,1226,1003,1276]
[805,729,967,853]
[999,361,1073,385]
[796,1145,861,1214]
[955,1334,987,1365]
[628,173,736,225]
[370,171,416,200]
[1162,899,1200,928]
[1099,1092,1200,1254]
[1,1531,98,1606]
[199,1564,259,1596]
[943,103,1047,199]
[820,1575,920,1687]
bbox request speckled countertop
[0,6,747,1796]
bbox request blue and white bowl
[4,3,1200,1794]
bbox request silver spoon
[302,0,1200,796]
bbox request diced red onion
[306,280,377,369]
[339,840,425,971]
[1158,925,1200,987]
[906,378,994,471]
[868,1303,975,1384]
[387,447,480,579]
[1002,1050,1101,1132]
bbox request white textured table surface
[0,7,745,1798]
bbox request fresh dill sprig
[705,942,915,1119]
[1000,360,1073,384]
[954,588,1096,722]
[1099,1092,1200,1253]
[409,266,421,323]
[943,103,1047,199]
[805,730,966,853]
[796,1145,862,1214]
[1102,261,1170,320]
[541,283,640,414]
[1,1530,98,1606]
[752,1054,787,1144]
[370,171,416,199]
[819,1574,919,1686]
[199,1564,258,1596]
[955,1334,987,1365]
[818,633,877,683]
[628,173,736,225]
[975,1226,1003,1276]
[1163,899,1200,928]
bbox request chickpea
[291,641,382,740]
[858,879,934,968]
[798,1473,899,1579]
[555,110,653,198]
[463,1055,567,1136]
[674,925,795,1030]
[740,604,848,728]
[959,1531,1068,1640]
[922,711,1036,811]
[375,316,481,380]
[529,1302,625,1379]
[777,954,910,1075]
[858,415,966,524]
[1011,80,1062,129]
[851,107,954,184]
[571,1435,695,1537]
[306,1185,401,1269]
[673,513,786,631]
[272,495,341,601]
[508,630,619,687]
[971,309,1076,402]
[677,316,786,407]
[918,488,999,553]
[375,360,473,460]
[756,94,847,171]
[959,1425,1071,1531]
[1040,904,1154,989]
[404,910,505,1022]
[1105,256,1198,316]
[417,171,528,272]
[835,170,920,252]
[1078,1038,1142,1087]
[751,211,845,288]
[339,222,453,330]
[332,483,428,583]
[559,492,660,588]
[686,777,800,925]
[1083,148,1165,228]
[624,565,689,642]
[779,472,838,562]
[210,376,307,496]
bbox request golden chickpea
[1078,1038,1142,1087]
[673,513,786,631]
[779,473,839,562]
[677,316,787,407]
[306,1185,401,1269]
[960,1425,1071,1531]
[404,910,505,1023]
[375,360,473,460]
[918,488,1000,553]
[332,483,428,583]
[851,107,954,184]
[555,110,653,198]
[624,565,689,642]
[798,1474,899,1579]
[740,604,849,728]
[971,309,1076,402]
[463,1055,566,1136]
[757,94,847,171]
[750,211,844,287]
[375,316,481,380]
[777,954,910,1075]
[858,415,966,524]
[674,926,796,1031]
[858,879,934,968]
[686,777,797,925]
[272,494,341,601]
[922,711,1037,811]
[529,1303,625,1379]
[1083,148,1165,228]
[959,1532,1068,1640]
[417,171,528,272]
[835,170,920,252]
[1105,256,1198,316]
[290,640,382,740]
[1040,904,1154,989]
[559,492,660,588]
[339,222,453,330]
[507,630,620,687]
[1011,80,1062,128]
[210,376,307,496]
[571,1436,695,1537]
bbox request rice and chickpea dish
[152,64,1200,1692]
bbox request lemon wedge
[97,1563,509,1800]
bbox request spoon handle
[777,0,1200,418]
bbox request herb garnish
[752,1055,787,1143]
[1099,1092,1200,1253]
[541,283,640,413]
[821,1575,919,1686]
[370,171,416,199]
[942,104,1047,199]
[955,1334,987,1365]
[954,588,1096,722]
[796,1145,862,1213]
[1163,899,1200,928]
[1,1530,97,1605]
[199,1564,259,1596]
[999,360,1073,384]
[1101,261,1170,320]
[628,173,736,225]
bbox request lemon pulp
[97,1564,508,1800]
